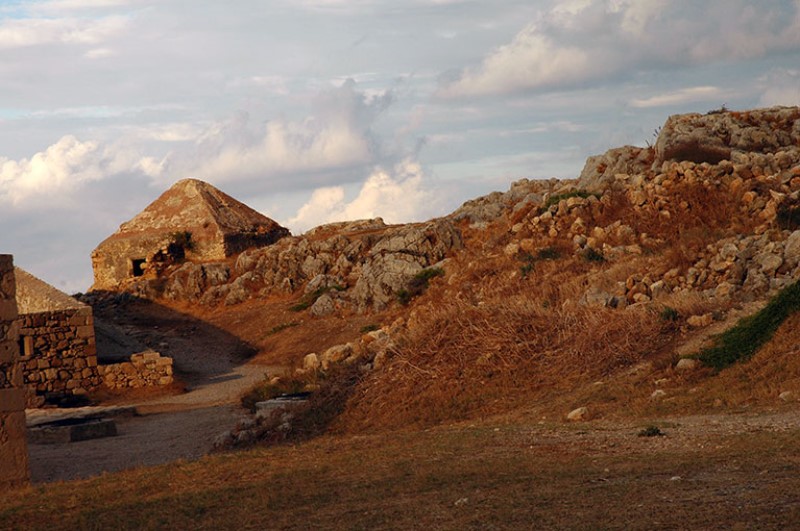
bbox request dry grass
[335,254,672,433]
[4,415,800,530]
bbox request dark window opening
[18,336,34,358]
[131,258,147,277]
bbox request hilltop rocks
[578,146,654,194]
[655,107,800,167]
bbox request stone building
[15,268,100,407]
[91,178,290,290]
[0,255,30,489]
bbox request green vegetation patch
[659,307,679,322]
[698,280,800,370]
[397,267,445,306]
[776,198,800,231]
[638,425,665,437]
[583,248,606,263]
[518,247,562,278]
[544,190,597,209]
[168,230,195,251]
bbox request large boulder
[654,106,800,167]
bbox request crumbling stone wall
[0,255,30,489]
[17,306,101,407]
[98,350,174,389]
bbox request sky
[1,0,799,293]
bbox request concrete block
[28,418,118,444]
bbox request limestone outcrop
[127,217,463,312]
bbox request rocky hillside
[95,106,800,439]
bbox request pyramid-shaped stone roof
[115,178,285,237]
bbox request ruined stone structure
[91,178,290,290]
[15,268,100,407]
[0,255,30,489]
[99,350,173,390]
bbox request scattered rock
[675,358,699,371]
[303,353,320,371]
[687,314,714,328]
[310,294,336,317]
[567,407,590,421]
[779,391,795,402]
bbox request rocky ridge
[111,106,800,325]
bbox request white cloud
[630,86,724,108]
[0,135,157,206]
[758,69,800,106]
[37,0,135,10]
[440,0,800,97]
[84,47,114,58]
[0,15,128,49]
[286,159,434,233]
[163,80,393,184]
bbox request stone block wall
[0,255,30,489]
[99,350,174,389]
[17,306,101,406]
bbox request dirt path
[28,298,286,484]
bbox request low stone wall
[17,306,101,407]
[0,255,30,489]
[99,350,174,389]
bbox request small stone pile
[299,323,399,376]
[98,350,173,390]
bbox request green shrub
[397,267,445,305]
[537,247,561,260]
[659,307,679,322]
[518,247,561,278]
[583,248,605,262]
[776,199,800,230]
[544,190,597,209]
[698,280,800,370]
[638,425,665,437]
[168,231,194,252]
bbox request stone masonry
[0,255,30,489]
[15,268,101,407]
[98,350,174,390]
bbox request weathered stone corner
[0,255,30,489]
